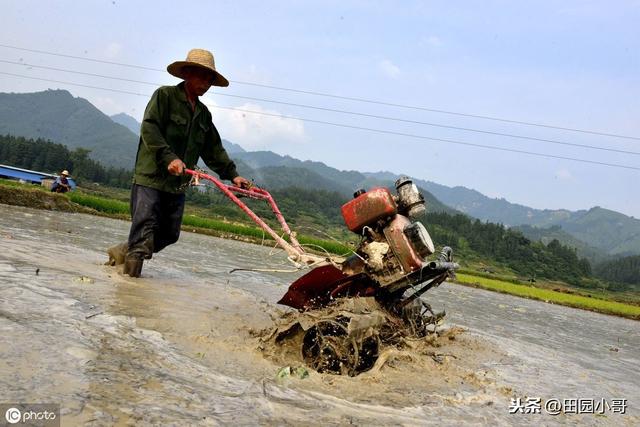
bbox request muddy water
[0,203,638,426]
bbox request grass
[67,192,130,215]
[182,214,267,239]
[455,272,640,320]
[297,235,352,256]
[457,267,640,306]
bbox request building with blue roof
[0,164,76,189]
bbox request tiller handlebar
[183,169,328,266]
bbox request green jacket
[132,82,238,193]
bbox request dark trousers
[127,184,186,259]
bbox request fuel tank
[341,187,397,233]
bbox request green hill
[233,150,455,214]
[402,177,576,227]
[235,151,363,194]
[0,90,138,169]
[594,255,640,291]
[558,207,640,256]
[512,224,611,265]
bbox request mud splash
[1,203,638,425]
[259,303,511,409]
[258,296,494,379]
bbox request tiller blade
[278,265,377,310]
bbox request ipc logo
[5,407,21,424]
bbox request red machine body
[340,187,397,233]
[383,215,424,273]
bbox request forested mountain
[234,162,355,194]
[426,213,592,286]
[232,151,455,214]
[559,207,640,256]
[512,224,611,265]
[594,255,640,290]
[0,90,137,169]
[405,178,573,227]
[235,151,365,193]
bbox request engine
[340,177,437,289]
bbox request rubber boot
[123,255,143,278]
[106,242,128,266]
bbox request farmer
[51,170,71,193]
[107,48,250,277]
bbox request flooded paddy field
[0,203,638,426]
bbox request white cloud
[378,59,401,79]
[207,101,306,150]
[104,42,122,59]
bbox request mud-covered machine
[185,169,458,375]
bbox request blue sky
[1,1,639,217]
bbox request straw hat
[61,170,69,176]
[167,48,229,87]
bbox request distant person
[51,170,71,193]
[107,48,250,277]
